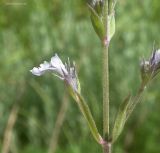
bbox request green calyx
[88,2,115,44]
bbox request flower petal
[154,49,160,65]
[51,54,68,76]
[30,67,44,76]
[30,61,54,76]
[39,61,51,71]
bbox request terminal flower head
[30,54,80,93]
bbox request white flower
[50,54,68,77]
[30,54,79,92]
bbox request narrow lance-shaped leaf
[125,85,145,121]
[112,94,131,143]
[108,13,115,42]
[88,4,105,40]
[74,93,102,144]
[109,0,117,14]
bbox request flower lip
[30,61,54,76]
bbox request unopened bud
[140,49,160,85]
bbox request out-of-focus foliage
[0,0,160,153]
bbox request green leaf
[75,93,102,144]
[88,5,105,40]
[125,86,145,121]
[66,81,102,144]
[112,94,131,143]
[109,0,117,13]
[108,13,115,42]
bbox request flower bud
[140,49,160,84]
[88,0,115,44]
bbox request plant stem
[103,0,110,140]
[103,45,110,139]
[102,141,111,153]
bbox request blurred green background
[0,0,160,153]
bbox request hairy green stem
[103,44,110,139]
[103,0,110,140]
